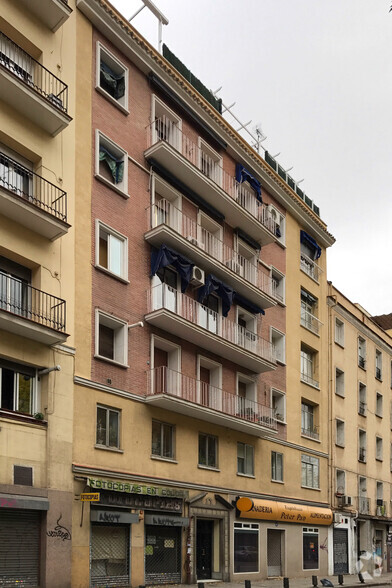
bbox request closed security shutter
[91,525,130,587]
[333,528,348,574]
[145,526,181,584]
[0,509,40,586]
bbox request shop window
[198,433,218,469]
[271,451,283,482]
[96,131,128,196]
[95,310,128,366]
[0,359,36,415]
[303,527,319,570]
[151,420,174,459]
[96,220,128,280]
[234,522,259,574]
[96,42,128,112]
[301,454,319,489]
[96,405,120,448]
[237,442,254,476]
[91,524,129,585]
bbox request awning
[151,244,194,292]
[236,496,332,526]
[198,274,235,317]
[0,493,49,511]
[234,292,265,315]
[300,230,321,260]
[235,163,262,203]
[301,289,317,306]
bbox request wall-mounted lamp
[38,365,61,376]
[128,321,144,330]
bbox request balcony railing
[147,201,275,298]
[358,355,366,369]
[0,272,66,332]
[358,496,370,515]
[375,367,382,380]
[0,31,68,113]
[0,151,67,222]
[301,425,320,440]
[300,252,322,283]
[358,448,366,462]
[300,308,322,335]
[147,366,277,430]
[147,117,279,236]
[358,401,366,416]
[147,283,275,363]
[376,501,387,517]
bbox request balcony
[301,425,320,441]
[145,118,279,246]
[300,308,322,335]
[300,252,322,283]
[0,32,71,136]
[145,202,277,310]
[146,366,277,437]
[145,284,276,373]
[0,151,69,239]
[358,496,370,515]
[17,0,72,32]
[376,501,387,517]
[0,272,67,344]
[358,355,366,369]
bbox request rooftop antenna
[129,0,169,53]
[253,123,267,154]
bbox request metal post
[245,581,251,588]
[358,573,365,583]
[312,575,318,587]
[338,575,344,585]
[283,578,290,588]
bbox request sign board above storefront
[145,514,189,527]
[98,490,183,513]
[90,509,139,524]
[88,477,188,499]
[236,497,332,526]
[81,493,100,502]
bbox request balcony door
[152,267,177,313]
[0,257,31,317]
[198,294,219,334]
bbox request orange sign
[236,497,332,526]
[81,493,100,502]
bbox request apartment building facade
[71,1,336,586]
[328,286,392,577]
[0,0,76,586]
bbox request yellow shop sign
[236,497,332,526]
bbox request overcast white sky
[111,0,392,316]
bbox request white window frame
[95,309,128,367]
[95,130,128,197]
[358,429,367,462]
[151,419,175,460]
[237,442,254,477]
[358,337,366,369]
[95,220,128,281]
[96,42,129,114]
[271,327,285,364]
[271,388,286,423]
[151,174,182,232]
[335,368,345,397]
[233,522,260,575]
[267,204,286,245]
[376,392,383,418]
[0,362,38,416]
[334,318,344,347]
[271,266,285,305]
[301,345,319,388]
[198,137,222,186]
[197,211,223,261]
[301,454,320,489]
[96,404,121,449]
[376,349,382,381]
[336,419,345,447]
[271,450,283,482]
[151,95,182,151]
[198,432,218,470]
[358,382,367,416]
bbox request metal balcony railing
[301,425,320,440]
[0,271,66,332]
[147,201,275,298]
[147,366,277,430]
[300,308,322,335]
[376,367,382,380]
[146,117,280,236]
[0,31,68,113]
[0,151,67,221]
[358,355,366,369]
[358,401,366,416]
[376,501,387,517]
[300,252,322,283]
[358,496,370,514]
[147,283,275,363]
[358,447,366,462]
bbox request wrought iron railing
[358,401,366,415]
[0,151,67,221]
[0,31,68,113]
[358,447,366,462]
[0,271,66,332]
[358,355,366,369]
[147,366,277,430]
[300,308,322,335]
[358,496,370,514]
[301,425,320,440]
[300,252,322,283]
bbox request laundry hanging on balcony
[100,62,125,99]
[151,244,194,292]
[300,230,321,260]
[197,274,235,317]
[235,163,262,203]
[234,292,265,315]
[99,146,124,184]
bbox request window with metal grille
[91,524,129,587]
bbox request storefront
[234,496,333,579]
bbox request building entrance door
[267,529,283,576]
[196,519,213,579]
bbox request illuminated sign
[236,497,333,526]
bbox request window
[267,205,285,243]
[358,382,366,415]
[236,373,256,418]
[358,337,366,369]
[96,42,128,112]
[198,211,223,261]
[197,356,222,408]
[96,131,128,196]
[237,308,257,352]
[301,344,319,388]
[0,144,32,198]
[237,442,254,476]
[198,137,222,185]
[336,469,346,495]
[376,482,384,515]
[14,465,33,486]
[376,392,383,417]
[233,237,257,284]
[234,522,259,574]
[376,349,382,381]
[271,328,285,363]
[303,528,319,570]
[96,221,128,280]
[95,310,128,366]
[152,95,182,150]
[0,256,31,317]
[300,237,320,282]
[152,420,174,459]
[271,267,285,304]
[271,388,286,422]
[271,451,283,482]
[376,437,383,461]
[0,360,36,415]
[301,402,319,440]
[358,477,368,514]
[151,174,182,232]
[300,289,319,335]
[96,405,120,448]
[335,368,345,397]
[336,419,345,447]
[358,430,366,462]
[198,433,218,469]
[335,318,344,346]
[301,454,319,489]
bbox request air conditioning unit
[343,496,352,506]
[226,259,244,277]
[190,266,205,287]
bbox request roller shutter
[0,509,40,586]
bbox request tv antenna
[129,0,169,53]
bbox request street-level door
[145,525,181,585]
[267,529,283,576]
[196,519,213,579]
[333,528,348,574]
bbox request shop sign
[90,509,139,524]
[81,493,100,502]
[98,490,183,512]
[88,477,188,498]
[144,514,189,527]
[236,497,333,526]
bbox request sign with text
[144,514,189,527]
[98,490,183,513]
[81,493,100,502]
[236,497,333,526]
[88,477,188,498]
[90,509,139,524]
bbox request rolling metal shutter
[0,509,40,587]
[90,525,130,587]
